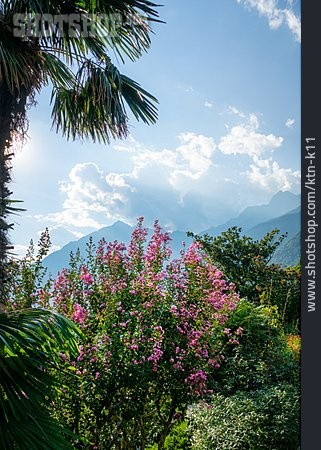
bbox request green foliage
[3,235,82,448]
[188,227,285,300]
[0,0,160,143]
[209,299,299,395]
[7,226,301,449]
[187,384,300,450]
[189,227,300,330]
[187,299,300,450]
[163,422,191,450]
[147,422,191,449]
[272,231,301,267]
[11,220,241,449]
[259,264,300,333]
[6,228,52,308]
[0,308,81,449]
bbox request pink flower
[80,267,94,284]
[71,304,88,325]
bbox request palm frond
[40,51,75,89]
[120,73,158,123]
[0,309,81,448]
[0,40,42,94]
[0,308,80,356]
[3,0,161,64]
[1,0,160,299]
[51,59,158,143]
[1,409,74,450]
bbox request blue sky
[12,0,301,254]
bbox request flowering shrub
[36,218,240,448]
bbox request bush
[20,219,240,449]
[208,299,300,395]
[187,383,300,449]
[259,264,301,333]
[147,422,191,449]
[187,299,300,450]
[189,227,301,331]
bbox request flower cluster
[51,219,240,398]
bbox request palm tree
[0,0,160,302]
[0,2,160,446]
[0,308,81,448]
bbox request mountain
[43,191,301,276]
[203,191,300,237]
[247,206,300,241]
[271,232,301,267]
[247,207,301,267]
[43,221,133,276]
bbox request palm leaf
[51,59,158,143]
[4,0,161,64]
[0,309,81,448]
[40,51,75,89]
[120,73,158,123]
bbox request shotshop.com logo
[13,13,144,38]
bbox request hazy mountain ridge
[202,191,300,237]
[247,206,300,241]
[271,231,301,267]
[43,191,301,276]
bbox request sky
[11,0,301,255]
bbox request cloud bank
[36,112,300,234]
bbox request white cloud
[36,162,128,229]
[252,154,271,168]
[177,85,194,93]
[39,225,85,242]
[176,84,195,93]
[174,132,216,179]
[228,106,245,118]
[285,118,295,128]
[218,113,283,157]
[13,244,30,258]
[119,133,216,186]
[36,210,105,230]
[33,114,298,234]
[35,134,218,231]
[204,101,213,108]
[13,243,61,259]
[247,157,300,192]
[106,172,132,189]
[283,9,301,42]
[237,0,301,42]
[49,245,62,254]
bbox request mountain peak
[202,190,300,237]
[110,220,132,229]
[269,190,299,207]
